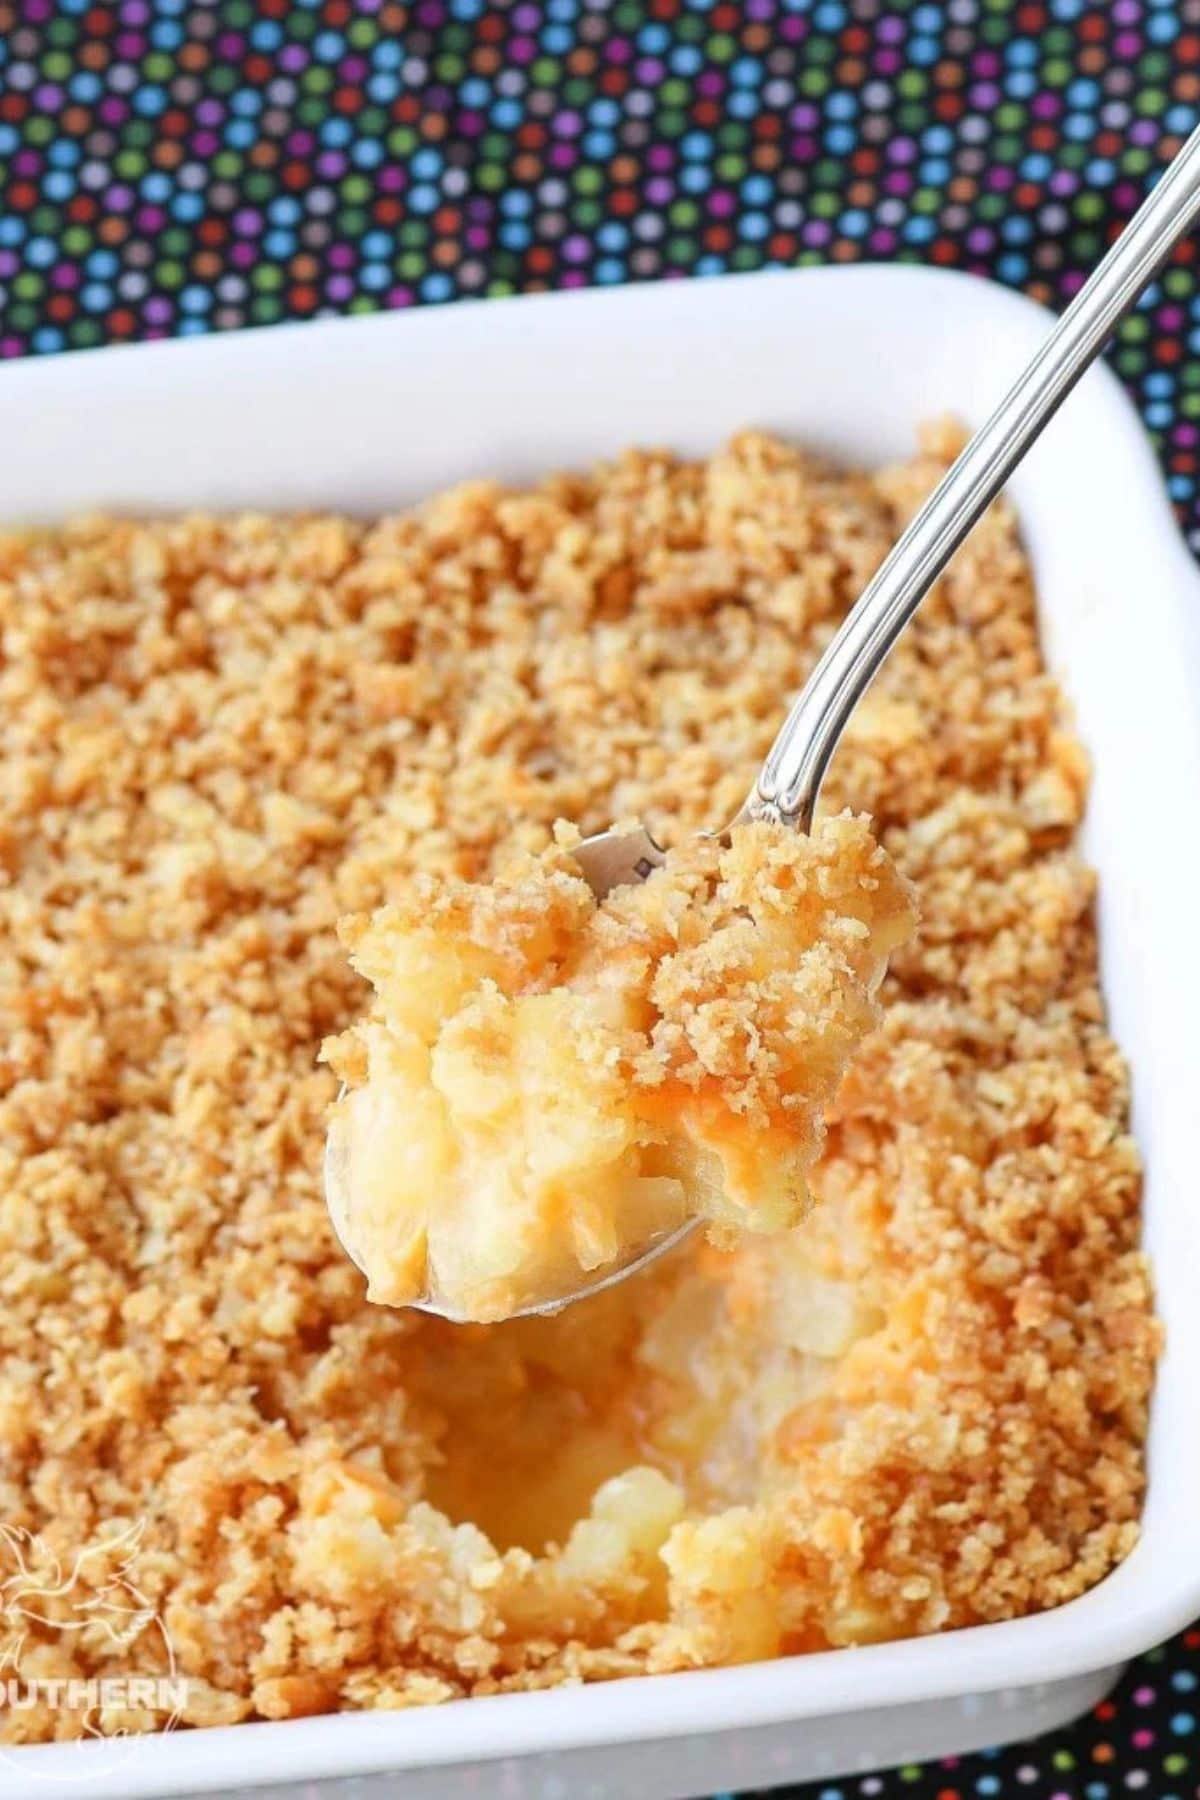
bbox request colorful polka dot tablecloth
[1,2,1199,1797]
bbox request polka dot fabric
[1,0,1199,538]
[0,1,1198,1796]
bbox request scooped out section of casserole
[323,815,916,1322]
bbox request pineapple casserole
[0,426,1158,1743]
[324,815,915,1322]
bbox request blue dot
[500,190,532,218]
[730,56,763,88]
[1006,38,1039,67]
[637,23,670,53]
[48,139,80,168]
[825,124,856,155]
[596,221,627,251]
[262,229,295,258]
[492,98,521,130]
[312,30,346,62]
[361,262,391,292]
[150,19,184,49]
[1149,11,1179,40]
[80,283,113,312]
[180,286,213,315]
[230,89,262,119]
[177,318,210,338]
[728,92,758,119]
[1006,70,1037,99]
[373,40,403,70]
[587,97,618,127]
[268,197,301,226]
[680,166,711,194]
[408,184,440,215]
[595,257,626,284]
[541,24,572,53]
[738,212,770,242]
[226,120,256,150]
[681,130,714,162]
[695,253,727,276]
[921,124,954,152]
[1146,401,1173,429]
[1145,371,1173,398]
[998,252,1028,282]
[249,19,282,50]
[321,117,353,147]
[909,34,940,67]
[741,174,772,205]
[171,193,203,223]
[839,208,870,239]
[420,272,454,303]
[1172,1669,1198,1691]
[133,85,167,118]
[1170,1711,1196,1735]
[352,140,383,169]
[976,1776,1002,1796]
[85,249,117,277]
[459,78,490,108]
[0,217,26,246]
[44,172,75,202]
[827,91,858,121]
[33,327,64,355]
[25,237,57,270]
[499,222,531,250]
[581,129,615,158]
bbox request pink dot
[1131,1728,1155,1749]
[1132,1684,1156,1706]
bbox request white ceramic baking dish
[2,265,1199,1800]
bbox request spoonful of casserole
[324,118,1200,1322]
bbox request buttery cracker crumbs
[322,814,916,1322]
[0,427,1158,1743]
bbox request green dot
[244,172,273,203]
[573,198,601,229]
[42,49,71,80]
[669,199,699,228]
[347,295,378,315]
[708,32,736,62]
[13,272,43,299]
[210,64,237,94]
[660,77,689,107]
[1142,51,1172,82]
[730,245,761,271]
[994,103,1024,131]
[358,107,386,137]
[716,121,748,149]
[812,191,839,219]
[340,174,371,204]
[896,103,927,132]
[613,0,641,25]
[144,52,174,82]
[1123,147,1153,176]
[26,116,54,146]
[897,70,926,99]
[658,109,687,138]
[1052,1750,1075,1771]
[800,68,829,97]
[666,235,697,262]
[677,13,703,41]
[812,158,842,187]
[1043,25,1074,53]
[61,226,90,255]
[434,54,465,82]
[978,193,1005,222]
[337,207,369,237]
[477,164,506,193]
[302,66,333,94]
[288,10,316,37]
[46,16,74,46]
[912,189,940,215]
[529,57,557,85]
[398,251,425,279]
[993,134,1022,163]
[224,0,252,24]
[562,78,590,108]
[796,248,823,268]
[8,302,38,332]
[160,226,190,257]
[250,297,282,324]
[1165,1752,1189,1774]
[479,133,510,161]
[70,319,103,348]
[388,127,417,156]
[212,151,242,180]
[1075,191,1106,221]
[398,220,428,248]
[252,264,283,291]
[30,204,60,234]
[486,278,516,298]
[114,149,144,180]
[980,16,1009,44]
[573,166,602,195]
[126,119,155,149]
[715,154,746,181]
[156,261,185,291]
[1043,57,1072,86]
[1121,313,1150,340]
[1136,87,1168,116]
[1164,268,1191,298]
[898,1766,923,1784]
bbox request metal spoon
[328,121,1200,1321]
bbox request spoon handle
[755,119,1200,831]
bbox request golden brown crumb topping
[0,426,1157,1743]
[323,816,916,1321]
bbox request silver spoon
[329,121,1200,1321]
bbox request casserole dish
[2,264,1199,1798]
